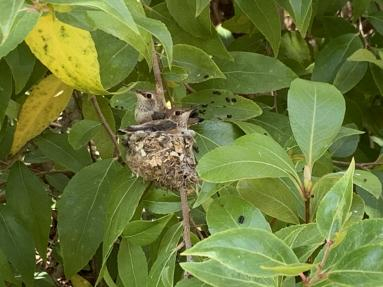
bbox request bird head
[135,90,157,110]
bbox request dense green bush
[1,0,383,286]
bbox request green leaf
[133,15,173,66]
[98,169,148,285]
[329,245,383,286]
[352,0,371,20]
[236,0,281,55]
[193,120,242,159]
[82,96,116,158]
[323,219,383,268]
[57,159,120,277]
[371,64,383,96]
[47,0,139,33]
[0,0,24,44]
[181,89,262,121]
[148,223,183,287]
[165,0,211,38]
[193,182,236,208]
[312,34,363,82]
[358,188,383,219]
[275,223,324,261]
[4,42,35,94]
[206,195,270,234]
[353,170,382,199]
[287,78,345,167]
[348,48,383,69]
[150,3,231,60]
[196,0,210,17]
[333,61,368,93]
[330,133,360,158]
[0,206,34,286]
[118,240,148,287]
[197,133,300,184]
[123,214,173,246]
[198,52,297,94]
[346,193,365,225]
[68,119,102,150]
[0,60,12,129]
[0,249,16,286]
[172,44,225,83]
[183,228,309,277]
[45,173,69,193]
[181,259,276,287]
[251,111,292,146]
[316,159,355,240]
[175,277,209,287]
[143,188,183,214]
[237,178,301,224]
[6,162,51,257]
[91,30,138,89]
[366,12,383,36]
[261,263,312,275]
[35,132,91,172]
[230,121,270,136]
[0,8,40,59]
[86,10,151,65]
[276,0,312,37]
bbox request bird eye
[175,110,181,116]
[145,93,152,99]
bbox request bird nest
[124,130,198,191]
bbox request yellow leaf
[70,275,92,287]
[25,14,105,94]
[11,74,73,154]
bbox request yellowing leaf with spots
[11,74,73,154]
[25,14,105,94]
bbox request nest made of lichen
[125,130,198,191]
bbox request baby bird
[124,109,195,133]
[134,90,167,124]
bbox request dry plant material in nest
[124,130,198,191]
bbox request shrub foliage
[1,0,383,286]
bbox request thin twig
[333,159,382,169]
[0,191,5,204]
[90,96,121,159]
[190,217,205,239]
[151,42,167,109]
[308,240,333,285]
[180,186,192,264]
[271,91,278,112]
[358,18,369,48]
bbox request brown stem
[303,165,312,223]
[90,96,121,159]
[151,42,166,109]
[0,191,5,204]
[333,159,381,169]
[190,217,204,239]
[358,18,370,48]
[308,240,333,285]
[271,91,278,112]
[304,197,311,223]
[179,186,192,264]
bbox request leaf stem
[90,96,121,159]
[303,165,312,223]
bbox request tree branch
[90,96,121,159]
[180,186,192,265]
